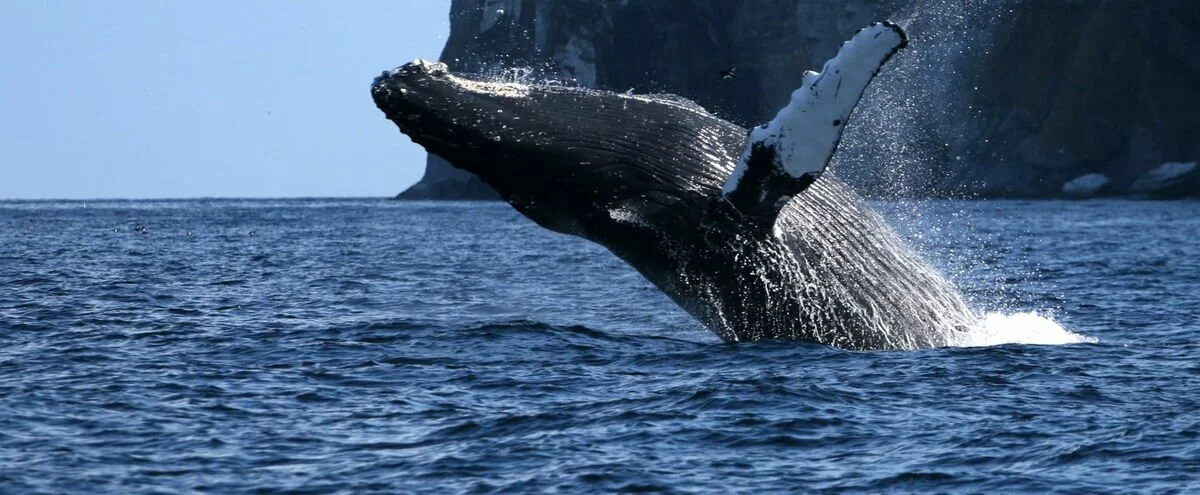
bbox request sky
[0,1,452,199]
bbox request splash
[953,312,1096,347]
[829,0,1080,343]
[837,0,1015,198]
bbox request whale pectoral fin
[721,21,907,223]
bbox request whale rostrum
[372,22,977,350]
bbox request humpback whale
[372,22,977,350]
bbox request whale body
[372,23,976,350]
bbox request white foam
[952,312,1096,347]
[397,58,531,99]
[446,73,532,99]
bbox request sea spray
[826,0,1088,345]
[956,312,1097,347]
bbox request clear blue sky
[0,1,451,199]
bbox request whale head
[371,60,536,156]
[371,60,745,240]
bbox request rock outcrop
[1130,162,1200,199]
[396,0,1200,199]
[1062,174,1113,199]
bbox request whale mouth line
[401,128,457,148]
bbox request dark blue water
[2,198,1197,493]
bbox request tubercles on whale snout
[382,59,449,80]
[371,59,450,106]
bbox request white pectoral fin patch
[722,22,907,222]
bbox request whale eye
[832,119,842,126]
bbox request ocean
[1,198,1197,493]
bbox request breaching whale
[372,22,977,350]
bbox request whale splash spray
[373,12,1091,349]
[832,0,1093,347]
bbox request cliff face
[964,1,1200,197]
[396,0,1200,199]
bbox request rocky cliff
[396,0,1200,199]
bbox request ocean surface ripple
[1,199,1197,493]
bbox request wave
[952,311,1096,347]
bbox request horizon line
[0,195,405,202]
